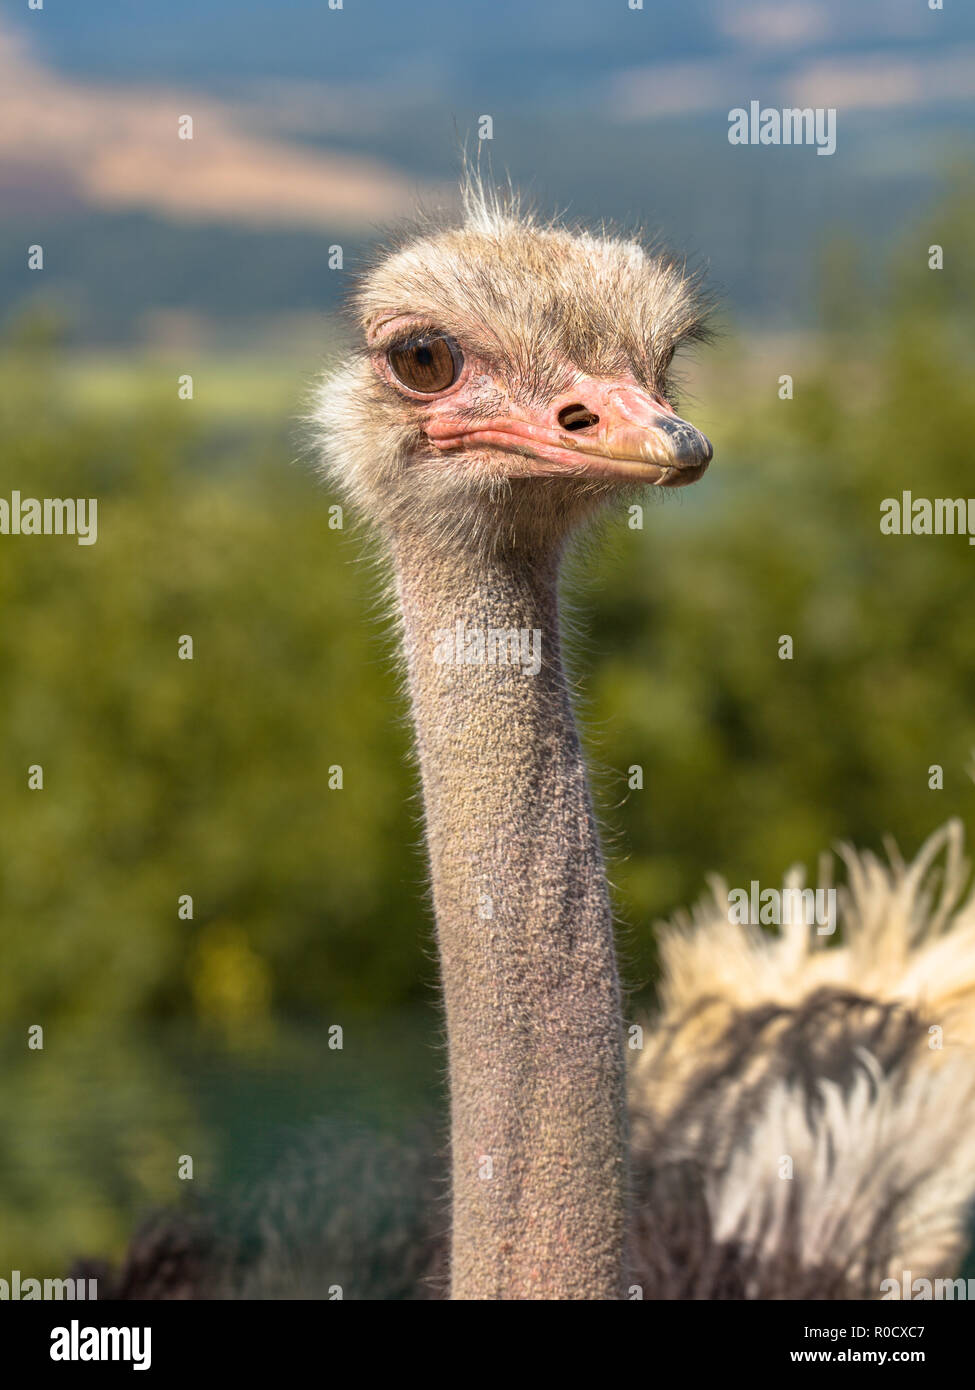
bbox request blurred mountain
[0,26,445,230]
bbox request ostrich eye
[388,335,463,394]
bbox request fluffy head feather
[312,175,712,555]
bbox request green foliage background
[1,186,973,1271]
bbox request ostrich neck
[393,532,627,1300]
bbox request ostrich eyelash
[371,324,448,355]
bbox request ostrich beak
[427,379,713,486]
[553,384,713,485]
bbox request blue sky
[9,0,975,107]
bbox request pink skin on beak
[367,311,712,488]
[425,377,713,487]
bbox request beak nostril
[558,403,600,432]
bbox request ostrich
[84,181,975,1301]
[314,177,719,1301]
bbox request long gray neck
[393,532,627,1300]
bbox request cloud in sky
[716,1,830,51]
[789,47,975,109]
[610,43,975,122]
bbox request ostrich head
[316,180,713,552]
